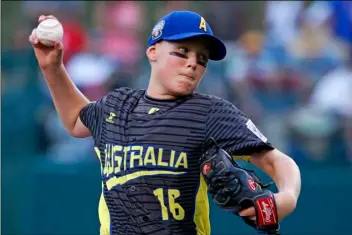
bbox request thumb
[238,206,255,217]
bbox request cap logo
[151,20,165,40]
[199,17,207,32]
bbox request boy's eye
[169,46,208,67]
[199,54,208,63]
[169,47,189,59]
[198,54,209,67]
[197,60,207,67]
[179,47,188,53]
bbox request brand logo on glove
[248,177,257,191]
[256,197,277,226]
[202,162,211,175]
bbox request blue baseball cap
[148,11,227,61]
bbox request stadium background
[2,1,352,234]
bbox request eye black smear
[169,52,207,67]
[198,61,207,67]
[169,51,187,59]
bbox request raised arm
[29,15,90,138]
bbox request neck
[146,88,177,100]
[147,73,177,100]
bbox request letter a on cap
[199,17,207,32]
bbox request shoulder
[193,92,240,112]
[96,87,145,111]
[191,92,227,104]
[104,87,146,106]
[193,92,232,104]
[108,87,145,99]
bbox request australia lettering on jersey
[99,144,189,190]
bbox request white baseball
[36,18,64,47]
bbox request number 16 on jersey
[153,188,185,221]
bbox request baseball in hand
[36,18,64,47]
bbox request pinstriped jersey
[79,87,274,235]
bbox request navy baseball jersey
[79,87,274,235]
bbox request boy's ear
[146,44,158,62]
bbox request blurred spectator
[309,56,352,118]
[225,30,266,111]
[309,51,352,162]
[93,1,145,66]
[154,1,192,19]
[224,29,311,150]
[65,36,117,101]
[305,1,352,48]
[21,1,85,16]
[60,13,88,65]
[287,50,352,164]
[286,11,347,83]
[21,1,85,28]
[224,30,289,116]
[264,1,304,48]
[92,1,146,90]
[287,106,346,165]
[201,1,247,41]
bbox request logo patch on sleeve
[246,119,268,143]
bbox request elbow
[69,130,82,138]
[67,128,80,138]
[273,150,300,171]
[66,117,91,138]
[278,154,302,198]
[67,126,90,138]
[260,150,302,197]
[69,129,90,138]
[285,154,301,177]
[284,154,300,172]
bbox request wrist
[41,63,68,86]
[41,63,65,73]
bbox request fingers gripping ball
[200,138,280,234]
[36,18,64,47]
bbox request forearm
[251,149,301,201]
[270,151,301,199]
[250,149,301,219]
[41,64,90,134]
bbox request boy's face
[147,37,210,97]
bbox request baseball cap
[148,11,227,61]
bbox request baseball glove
[200,138,280,234]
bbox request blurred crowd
[2,1,352,165]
